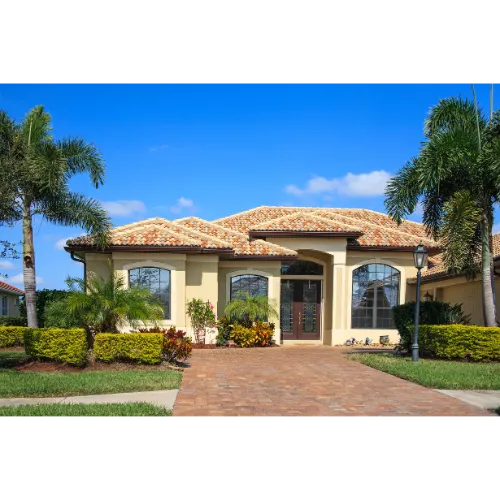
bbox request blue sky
[0,84,494,289]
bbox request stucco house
[66,206,447,345]
[0,280,23,317]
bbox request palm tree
[385,91,500,326]
[0,106,111,327]
[61,268,165,347]
[224,291,279,327]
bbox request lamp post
[412,242,429,362]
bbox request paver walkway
[173,346,491,416]
[0,390,178,409]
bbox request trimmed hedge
[94,333,163,364]
[24,328,88,366]
[0,316,27,327]
[0,326,29,348]
[419,324,500,361]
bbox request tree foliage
[224,291,279,328]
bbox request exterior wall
[341,251,418,345]
[0,293,21,317]
[418,276,500,326]
[218,261,281,343]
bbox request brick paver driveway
[173,346,491,416]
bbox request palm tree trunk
[481,215,496,326]
[488,211,497,324]
[22,211,38,328]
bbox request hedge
[24,328,88,366]
[0,326,30,348]
[0,316,27,327]
[94,333,163,364]
[419,324,500,361]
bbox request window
[0,295,8,316]
[129,267,171,319]
[230,275,268,299]
[351,264,400,329]
[281,260,323,275]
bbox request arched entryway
[280,259,324,341]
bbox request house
[409,233,500,325]
[0,280,23,317]
[66,206,441,345]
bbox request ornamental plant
[139,326,192,362]
[224,291,278,328]
[230,321,275,348]
[186,298,216,344]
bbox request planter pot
[379,335,389,345]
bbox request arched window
[129,267,171,319]
[281,260,323,275]
[230,274,268,300]
[351,264,400,329]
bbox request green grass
[0,350,182,397]
[350,353,500,390]
[0,403,171,416]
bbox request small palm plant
[224,291,278,328]
[55,268,165,347]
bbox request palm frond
[384,158,421,224]
[57,138,105,187]
[424,97,486,139]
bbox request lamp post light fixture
[412,242,429,362]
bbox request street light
[412,242,429,362]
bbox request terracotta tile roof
[309,210,438,249]
[214,206,437,250]
[415,233,500,283]
[68,218,232,251]
[0,280,23,295]
[249,212,362,234]
[174,217,298,257]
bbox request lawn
[350,353,500,390]
[0,350,182,398]
[0,403,171,416]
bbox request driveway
[173,346,491,416]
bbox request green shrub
[24,328,88,366]
[393,301,470,350]
[0,326,30,347]
[216,316,233,346]
[419,324,500,361]
[137,327,192,362]
[94,333,163,364]
[19,289,70,327]
[0,316,27,327]
[230,321,275,348]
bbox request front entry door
[280,280,321,340]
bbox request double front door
[280,280,321,340]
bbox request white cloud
[5,273,44,286]
[149,144,169,152]
[0,261,14,270]
[169,197,195,214]
[55,235,84,250]
[101,200,146,217]
[285,170,392,198]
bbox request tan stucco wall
[418,276,500,326]
[0,293,21,317]
[218,261,281,343]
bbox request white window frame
[122,261,177,325]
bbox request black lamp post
[412,242,429,362]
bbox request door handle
[299,312,301,323]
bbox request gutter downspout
[70,251,86,286]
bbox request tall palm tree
[0,106,111,327]
[385,92,500,326]
[64,269,166,346]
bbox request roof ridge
[330,207,426,227]
[110,217,170,233]
[313,210,436,245]
[0,280,24,294]
[251,211,363,231]
[212,205,273,223]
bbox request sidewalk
[436,390,500,411]
[0,390,178,409]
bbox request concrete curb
[0,389,178,409]
[436,389,500,411]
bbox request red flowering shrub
[138,326,192,362]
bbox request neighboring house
[66,206,441,345]
[0,280,23,317]
[408,233,500,326]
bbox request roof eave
[249,230,363,238]
[65,245,234,255]
[347,244,441,254]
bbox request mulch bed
[13,360,184,373]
